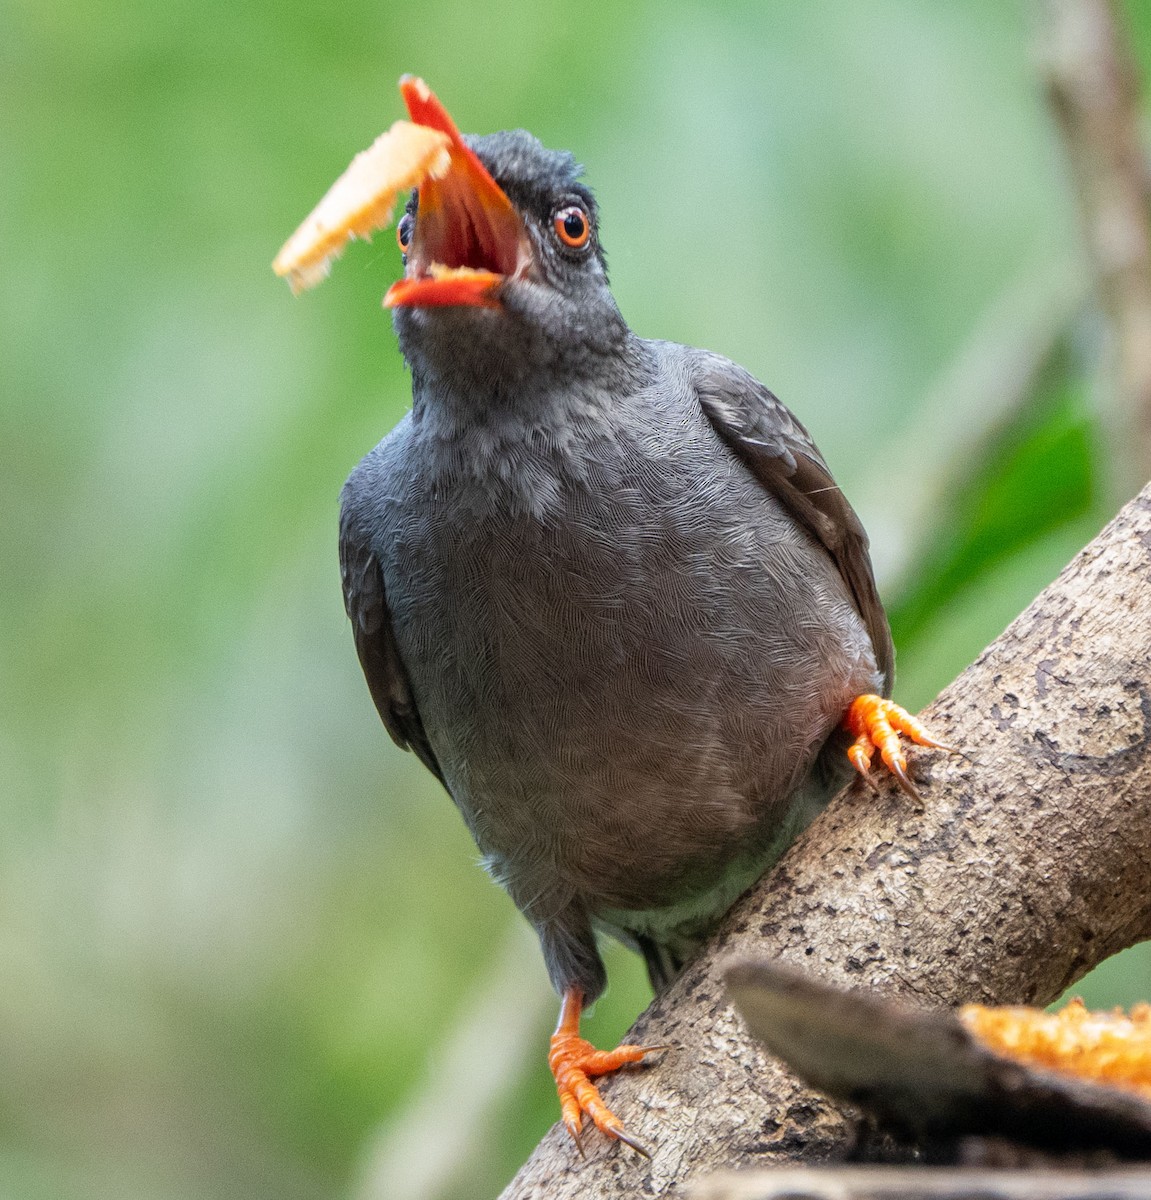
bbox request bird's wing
[693,350,894,690]
[339,510,447,787]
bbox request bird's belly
[382,461,875,918]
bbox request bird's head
[386,78,632,391]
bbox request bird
[333,77,946,1154]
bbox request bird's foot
[842,694,952,801]
[549,1032,654,1155]
[549,990,659,1156]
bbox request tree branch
[501,484,1151,1199]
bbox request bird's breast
[370,395,873,912]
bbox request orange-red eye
[554,206,591,249]
[396,212,414,252]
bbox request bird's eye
[553,205,591,249]
[396,212,415,252]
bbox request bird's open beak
[384,78,527,310]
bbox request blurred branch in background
[860,260,1084,590]
[1040,0,1151,495]
[883,282,1098,677]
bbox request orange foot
[843,694,952,800]
[548,989,660,1157]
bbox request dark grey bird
[335,77,943,1151]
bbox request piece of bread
[273,119,451,294]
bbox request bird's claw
[613,1128,653,1158]
[843,694,951,800]
[887,754,920,802]
[567,1120,586,1159]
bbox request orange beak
[384,78,526,309]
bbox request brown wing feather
[338,513,447,788]
[693,351,894,691]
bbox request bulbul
[335,79,944,1153]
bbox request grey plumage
[339,128,889,1000]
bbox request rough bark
[501,486,1151,1199]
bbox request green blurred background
[3,1,1150,1196]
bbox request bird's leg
[842,694,952,800]
[548,988,657,1156]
